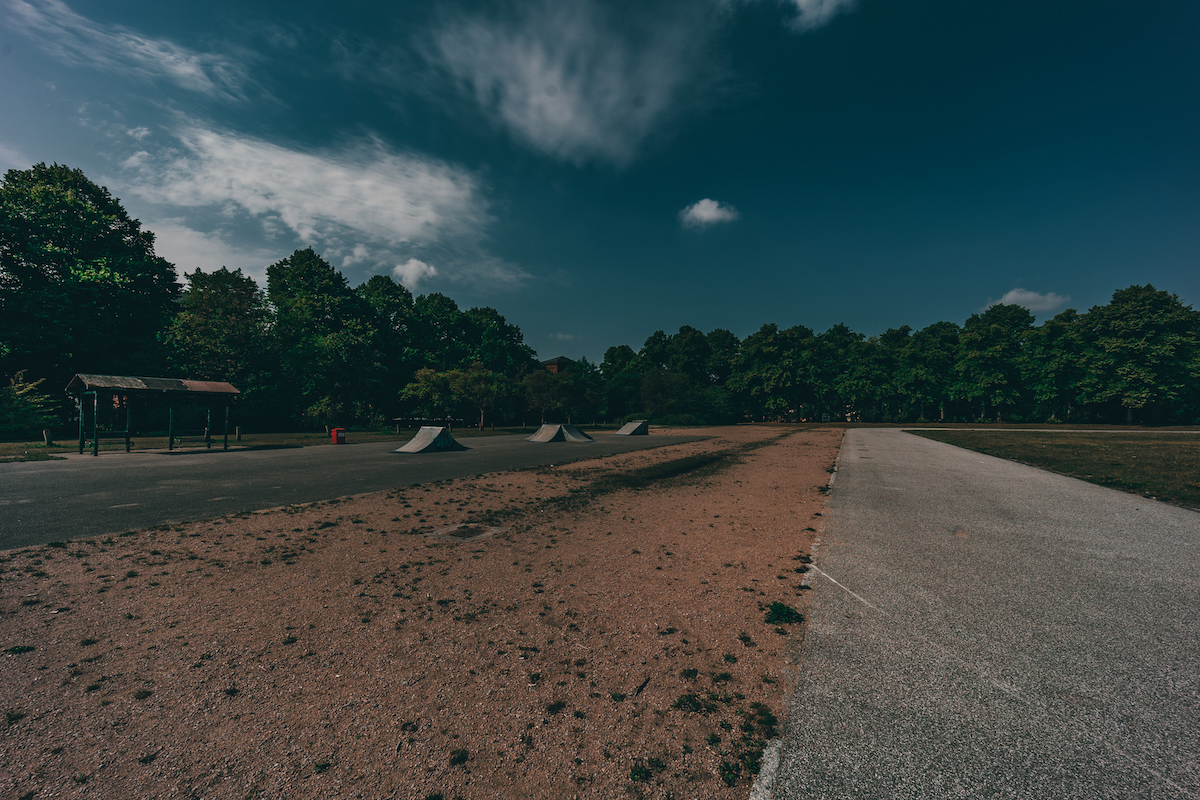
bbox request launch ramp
[614,420,649,436]
[394,426,467,453]
[527,423,594,443]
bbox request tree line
[3,163,1199,438]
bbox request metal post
[205,408,212,449]
[125,397,132,453]
[168,406,174,451]
[78,395,85,454]
[92,392,99,457]
[223,403,230,451]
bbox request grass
[909,430,1200,509]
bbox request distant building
[541,356,573,374]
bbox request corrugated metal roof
[66,374,239,396]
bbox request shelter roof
[66,374,240,396]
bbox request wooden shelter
[65,374,240,456]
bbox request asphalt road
[773,428,1200,799]
[0,432,701,551]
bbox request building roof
[65,374,240,396]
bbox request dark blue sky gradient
[2,0,1196,360]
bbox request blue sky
[2,0,1197,362]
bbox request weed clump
[764,601,804,625]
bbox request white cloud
[126,127,151,140]
[988,288,1071,313]
[781,0,856,32]
[428,0,725,166]
[147,218,279,286]
[122,124,507,277]
[342,244,370,268]
[393,258,438,288]
[551,332,579,341]
[679,198,739,228]
[6,0,252,99]
[0,141,28,170]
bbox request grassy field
[0,424,623,462]
[910,429,1200,510]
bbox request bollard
[43,429,53,446]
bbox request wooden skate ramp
[393,426,467,453]
[526,424,594,443]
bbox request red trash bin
[331,427,346,444]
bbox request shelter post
[92,391,98,457]
[125,397,132,453]
[205,408,212,449]
[223,403,230,451]
[77,395,84,454]
[168,406,174,451]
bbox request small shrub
[737,632,756,647]
[610,692,626,702]
[449,748,469,766]
[629,761,651,782]
[723,653,737,664]
[314,761,331,774]
[671,694,716,714]
[681,668,698,681]
[133,689,153,700]
[546,700,566,715]
[706,733,720,746]
[764,602,803,625]
[138,752,157,765]
[712,672,733,683]
[4,645,34,654]
[80,638,99,646]
[6,710,27,725]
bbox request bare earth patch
[1,425,842,799]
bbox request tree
[1024,309,1085,422]
[451,362,508,429]
[401,367,456,420]
[165,268,274,419]
[954,304,1034,421]
[1077,285,1200,423]
[267,249,381,426]
[0,371,56,438]
[0,163,179,400]
[897,321,961,421]
[601,344,643,420]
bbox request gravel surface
[1,425,841,800]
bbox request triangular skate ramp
[393,426,467,453]
[526,423,594,442]
[614,420,649,436]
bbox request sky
[2,0,1197,362]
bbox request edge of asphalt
[749,428,844,800]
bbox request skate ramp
[615,420,649,436]
[527,423,594,443]
[394,426,467,453]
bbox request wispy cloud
[5,0,253,99]
[123,124,528,286]
[987,288,1071,313]
[146,218,280,285]
[679,198,739,228]
[424,0,855,166]
[781,0,856,32]
[550,332,580,341]
[428,0,728,166]
[0,141,28,170]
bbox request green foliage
[764,602,804,625]
[0,371,56,438]
[0,163,179,404]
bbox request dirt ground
[0,425,842,800]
